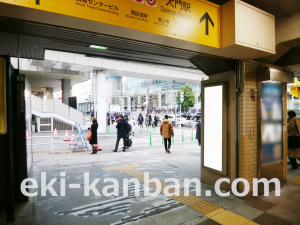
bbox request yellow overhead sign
[0,58,6,135]
[0,0,220,48]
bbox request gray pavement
[2,130,300,225]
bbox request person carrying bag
[287,111,300,171]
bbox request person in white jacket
[130,117,135,136]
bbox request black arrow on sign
[200,12,214,35]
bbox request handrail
[31,94,85,125]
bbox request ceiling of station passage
[0,17,201,69]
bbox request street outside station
[1,113,300,225]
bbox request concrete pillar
[38,92,44,99]
[138,95,141,104]
[37,117,40,133]
[96,71,108,133]
[158,92,162,107]
[61,79,71,104]
[132,97,135,111]
[46,88,53,99]
[127,96,131,112]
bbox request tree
[176,84,195,112]
[133,92,139,106]
[111,97,119,105]
[150,92,158,108]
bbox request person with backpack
[113,115,130,152]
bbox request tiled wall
[238,61,288,194]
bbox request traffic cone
[192,123,195,130]
[64,130,70,141]
[97,143,101,151]
[70,132,76,145]
[53,128,58,139]
[26,129,29,140]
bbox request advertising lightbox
[261,83,283,164]
[203,83,227,174]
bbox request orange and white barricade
[70,132,76,145]
[64,130,70,141]
[53,128,58,139]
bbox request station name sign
[0,0,220,48]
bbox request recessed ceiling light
[89,45,108,50]
[65,75,67,76]
[42,73,44,74]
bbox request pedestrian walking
[145,113,149,127]
[138,113,144,128]
[89,117,99,154]
[160,115,174,154]
[113,115,130,152]
[154,114,159,127]
[196,119,201,146]
[130,117,135,136]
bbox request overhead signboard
[0,58,6,135]
[0,0,220,48]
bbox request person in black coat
[154,114,159,127]
[89,117,99,154]
[113,115,130,152]
[138,113,144,128]
[195,119,201,146]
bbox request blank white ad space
[204,86,223,171]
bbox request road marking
[102,164,258,225]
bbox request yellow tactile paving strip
[102,164,259,225]
[289,175,300,185]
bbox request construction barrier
[64,130,70,141]
[70,132,76,145]
[53,128,58,139]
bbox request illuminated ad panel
[261,83,283,164]
[203,85,223,172]
[0,0,220,48]
[0,58,6,135]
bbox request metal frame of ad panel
[202,82,227,175]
